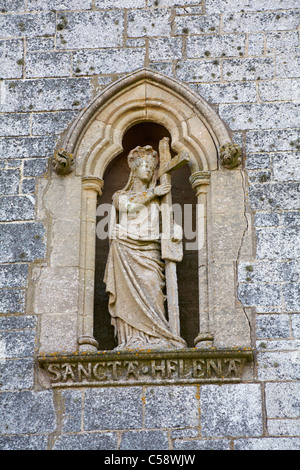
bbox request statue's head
[128,145,159,184]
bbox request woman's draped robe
[104,191,186,350]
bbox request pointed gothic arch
[34,68,252,356]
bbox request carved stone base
[78,335,99,352]
[38,348,253,388]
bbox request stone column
[189,171,214,348]
[78,176,104,352]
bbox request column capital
[82,176,104,195]
[189,171,211,195]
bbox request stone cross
[158,137,189,336]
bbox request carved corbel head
[220,142,242,169]
[52,149,75,175]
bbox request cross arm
[156,152,189,179]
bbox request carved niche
[35,69,254,387]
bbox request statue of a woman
[104,145,186,350]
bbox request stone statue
[104,142,188,350]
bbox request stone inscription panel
[38,349,253,387]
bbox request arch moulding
[33,69,253,365]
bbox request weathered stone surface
[128,9,171,37]
[222,57,274,81]
[0,359,34,390]
[265,382,300,418]
[0,39,24,79]
[0,12,56,38]
[173,14,219,35]
[200,384,263,437]
[144,386,199,429]
[0,222,45,263]
[120,430,169,450]
[197,82,257,104]
[0,196,35,221]
[56,11,125,49]
[223,10,300,33]
[84,387,143,430]
[73,48,145,76]
[27,0,92,10]
[0,434,48,450]
[0,169,20,194]
[187,34,246,58]
[256,315,291,339]
[0,264,28,288]
[0,391,56,435]
[0,113,30,136]
[0,136,56,159]
[176,59,221,82]
[31,111,77,136]
[174,438,230,450]
[235,437,300,450]
[26,51,71,79]
[149,37,182,61]
[258,351,300,381]
[53,432,118,450]
[0,289,25,313]
[0,329,35,357]
[268,419,300,437]
[0,77,93,113]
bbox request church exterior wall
[0,1,299,450]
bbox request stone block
[96,0,145,7]
[0,390,56,435]
[265,382,300,418]
[31,111,77,136]
[187,34,246,58]
[0,315,36,330]
[248,33,264,56]
[0,196,35,221]
[120,430,169,450]
[0,39,24,79]
[0,113,30,136]
[27,0,93,10]
[73,48,145,76]
[235,437,300,450]
[0,329,35,357]
[26,37,55,52]
[149,37,182,61]
[39,313,78,352]
[23,158,48,176]
[200,384,263,437]
[0,264,28,288]
[174,439,230,450]
[26,51,71,78]
[238,283,281,307]
[276,46,300,79]
[282,212,300,228]
[197,81,257,104]
[0,0,25,13]
[0,222,46,263]
[176,59,221,82]
[53,432,118,450]
[223,11,300,33]
[222,57,274,81]
[0,77,93,113]
[0,434,48,450]
[249,183,300,212]
[149,0,196,6]
[266,31,299,54]
[144,386,199,429]
[254,213,280,227]
[259,78,300,102]
[272,152,300,182]
[256,227,300,260]
[257,351,300,381]
[0,12,55,38]
[0,136,56,159]
[256,315,290,339]
[246,129,300,153]
[84,387,143,430]
[22,178,36,194]
[33,267,80,315]
[0,169,20,194]
[128,8,173,37]
[60,389,82,432]
[0,289,25,313]
[283,283,300,312]
[0,358,34,390]
[268,419,300,437]
[56,11,124,49]
[173,14,219,35]
[220,103,300,131]
[292,314,300,337]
